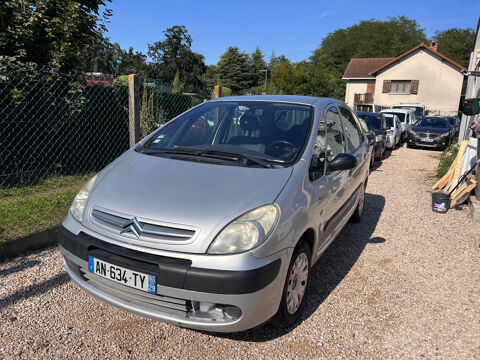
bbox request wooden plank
[450,182,468,200]
[450,181,477,207]
[444,141,469,192]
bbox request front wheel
[349,183,365,223]
[271,241,311,328]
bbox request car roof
[381,109,413,114]
[208,95,339,107]
[356,111,383,116]
[392,104,424,107]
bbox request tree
[433,28,475,67]
[116,46,149,77]
[147,25,206,88]
[250,46,267,88]
[0,0,112,71]
[217,46,255,93]
[309,16,428,99]
[271,60,311,95]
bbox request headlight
[207,204,279,254]
[375,135,383,141]
[70,175,97,222]
[441,131,450,137]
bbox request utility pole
[260,69,268,94]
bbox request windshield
[142,101,313,165]
[392,105,423,118]
[357,114,382,130]
[383,112,405,122]
[414,117,448,128]
[384,115,394,128]
[447,117,456,126]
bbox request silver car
[60,95,370,332]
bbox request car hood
[411,126,449,134]
[84,150,293,254]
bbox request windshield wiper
[138,146,273,168]
[173,146,274,168]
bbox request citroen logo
[120,217,142,239]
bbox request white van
[381,109,416,142]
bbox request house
[342,43,467,115]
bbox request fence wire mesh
[0,69,212,187]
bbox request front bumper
[407,134,449,148]
[59,225,290,332]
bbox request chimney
[429,41,438,51]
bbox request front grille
[91,209,196,246]
[80,265,191,316]
[418,132,439,139]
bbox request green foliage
[147,25,206,89]
[217,46,256,94]
[250,47,267,88]
[433,28,475,67]
[270,16,427,99]
[0,0,112,72]
[436,143,459,179]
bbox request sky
[103,0,480,65]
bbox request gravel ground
[1,145,479,359]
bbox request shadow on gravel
[0,272,69,311]
[0,260,41,277]
[215,192,386,342]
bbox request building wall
[373,50,464,115]
[344,79,375,108]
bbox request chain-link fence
[0,69,213,187]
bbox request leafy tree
[147,25,206,88]
[433,28,475,67]
[308,16,428,99]
[217,46,255,93]
[116,46,149,77]
[0,0,111,71]
[271,60,311,95]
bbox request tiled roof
[369,43,467,75]
[342,58,395,79]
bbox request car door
[339,105,368,206]
[314,105,351,251]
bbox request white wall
[373,50,464,115]
[344,80,374,108]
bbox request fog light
[187,301,241,322]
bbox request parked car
[356,112,386,162]
[407,116,452,149]
[59,95,371,333]
[445,115,459,137]
[383,114,401,149]
[381,109,416,142]
[392,104,425,119]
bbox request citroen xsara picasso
[60,95,370,332]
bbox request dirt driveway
[1,146,479,359]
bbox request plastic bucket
[431,192,450,213]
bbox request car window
[325,106,345,162]
[309,119,326,181]
[339,106,362,153]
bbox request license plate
[420,137,434,142]
[88,256,156,294]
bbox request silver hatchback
[60,95,370,332]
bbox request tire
[406,143,412,148]
[349,182,365,223]
[271,241,311,328]
[370,151,375,169]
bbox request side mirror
[366,131,375,146]
[462,98,480,115]
[327,153,357,172]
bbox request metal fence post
[128,74,140,147]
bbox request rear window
[358,114,382,130]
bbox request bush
[436,143,459,179]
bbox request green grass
[436,144,459,179]
[0,174,94,242]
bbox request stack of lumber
[432,140,478,208]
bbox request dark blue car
[407,117,452,150]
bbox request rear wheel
[271,241,311,328]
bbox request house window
[382,80,419,94]
[391,80,410,93]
